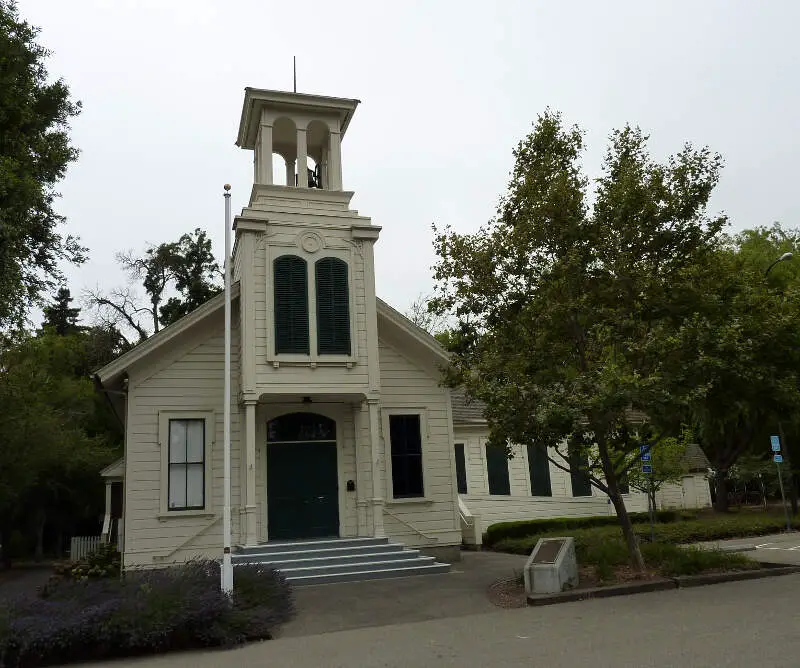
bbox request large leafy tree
[87,228,221,342]
[0,331,118,564]
[0,1,86,330]
[431,110,725,570]
[654,231,800,511]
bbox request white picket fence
[70,535,101,561]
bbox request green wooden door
[267,442,339,540]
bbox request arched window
[267,412,336,442]
[274,255,309,354]
[315,257,350,355]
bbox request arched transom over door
[266,412,339,540]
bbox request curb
[527,578,675,606]
[526,564,800,606]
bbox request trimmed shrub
[41,542,121,597]
[0,560,293,668]
[484,509,694,546]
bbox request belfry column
[256,109,273,185]
[328,130,342,190]
[296,126,308,188]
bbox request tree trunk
[34,511,46,562]
[714,474,729,512]
[597,438,645,572]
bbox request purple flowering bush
[0,560,293,668]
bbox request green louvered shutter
[568,444,593,497]
[486,444,510,495]
[315,257,351,355]
[527,444,552,496]
[274,255,309,354]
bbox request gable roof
[94,286,441,387]
[450,388,488,425]
[94,283,240,386]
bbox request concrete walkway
[696,531,800,564]
[279,550,527,637]
[88,573,800,667]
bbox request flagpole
[221,184,233,594]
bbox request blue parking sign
[642,464,653,474]
[774,454,784,464]
[771,435,781,452]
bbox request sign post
[770,435,792,532]
[641,445,654,542]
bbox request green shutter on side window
[316,257,351,355]
[274,256,309,354]
[527,444,552,496]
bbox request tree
[625,426,691,511]
[0,1,86,330]
[87,228,222,343]
[430,110,725,570]
[655,236,800,511]
[41,286,82,335]
[405,293,449,335]
[0,331,117,564]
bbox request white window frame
[265,245,358,364]
[158,410,215,518]
[383,408,431,504]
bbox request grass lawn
[488,510,795,585]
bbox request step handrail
[383,507,438,542]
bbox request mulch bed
[488,565,667,608]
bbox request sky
[17,0,800,320]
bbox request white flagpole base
[221,552,233,595]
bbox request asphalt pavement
[85,572,800,668]
[698,530,800,565]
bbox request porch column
[242,400,258,545]
[368,398,385,537]
[100,481,112,543]
[353,402,369,536]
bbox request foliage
[0,1,86,330]
[40,287,82,335]
[491,512,795,556]
[45,543,121,592]
[430,109,726,569]
[653,237,800,510]
[404,292,449,335]
[483,509,695,546]
[0,329,119,564]
[87,228,222,342]
[625,426,693,507]
[0,560,294,667]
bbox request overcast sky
[18,0,800,319]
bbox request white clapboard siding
[377,337,461,548]
[124,309,242,568]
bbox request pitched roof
[94,283,240,385]
[683,443,711,472]
[450,389,488,425]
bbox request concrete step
[234,549,422,569]
[236,537,389,556]
[232,537,450,585]
[279,556,437,579]
[287,562,451,586]
[232,542,399,563]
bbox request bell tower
[236,88,359,197]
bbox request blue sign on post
[771,435,781,452]
[641,452,651,462]
[642,464,653,474]
[774,454,784,464]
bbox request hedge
[491,513,795,557]
[484,509,695,546]
[0,560,294,668]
